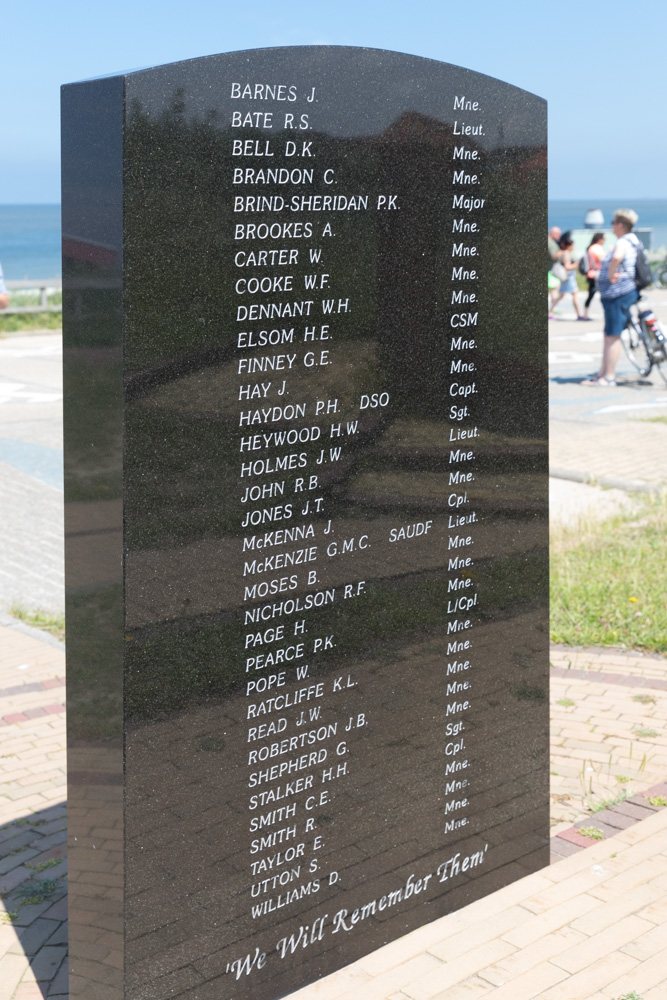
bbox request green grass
[13,878,60,905]
[578,825,605,840]
[0,290,62,333]
[2,876,61,918]
[590,790,629,812]
[26,857,60,873]
[0,312,62,333]
[550,495,667,652]
[9,605,65,643]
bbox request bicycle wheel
[654,355,667,384]
[651,335,667,383]
[621,317,652,376]
[654,265,667,289]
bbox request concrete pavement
[549,285,667,492]
[0,334,63,614]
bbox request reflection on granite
[62,75,124,1000]
[63,47,548,1000]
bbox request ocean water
[1,200,666,280]
[549,199,667,252]
[0,204,61,280]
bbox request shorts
[559,271,577,295]
[601,288,639,336]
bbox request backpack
[578,252,590,276]
[634,241,653,290]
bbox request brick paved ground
[549,647,667,834]
[293,806,667,1000]
[2,621,666,999]
[0,623,67,1000]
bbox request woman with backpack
[581,209,641,386]
[551,232,585,320]
[582,232,606,319]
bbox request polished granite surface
[62,47,548,1000]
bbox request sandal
[580,375,616,386]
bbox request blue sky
[2,0,666,203]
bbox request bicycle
[621,297,667,383]
[651,259,667,288]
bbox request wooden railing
[3,279,62,314]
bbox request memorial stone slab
[62,46,548,1000]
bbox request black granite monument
[62,46,548,1000]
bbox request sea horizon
[2,198,666,279]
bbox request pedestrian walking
[0,261,9,310]
[548,226,564,316]
[551,232,585,320]
[581,209,641,385]
[583,232,606,319]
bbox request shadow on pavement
[549,373,655,388]
[0,800,68,998]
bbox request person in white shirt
[581,209,641,386]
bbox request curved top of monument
[78,46,545,151]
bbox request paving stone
[47,955,68,995]
[591,808,638,831]
[550,914,654,974]
[549,839,581,860]
[573,818,627,840]
[27,830,66,853]
[626,793,661,810]
[0,952,30,997]
[11,888,67,927]
[33,817,67,838]
[29,944,67,981]
[13,918,61,956]
[556,828,599,848]
[613,800,660,821]
[44,920,68,947]
[0,847,40,876]
[40,897,68,921]
[13,982,46,1000]
[0,864,33,894]
[641,781,667,798]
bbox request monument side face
[63,46,548,1000]
[62,73,125,1000]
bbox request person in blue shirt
[581,209,640,386]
